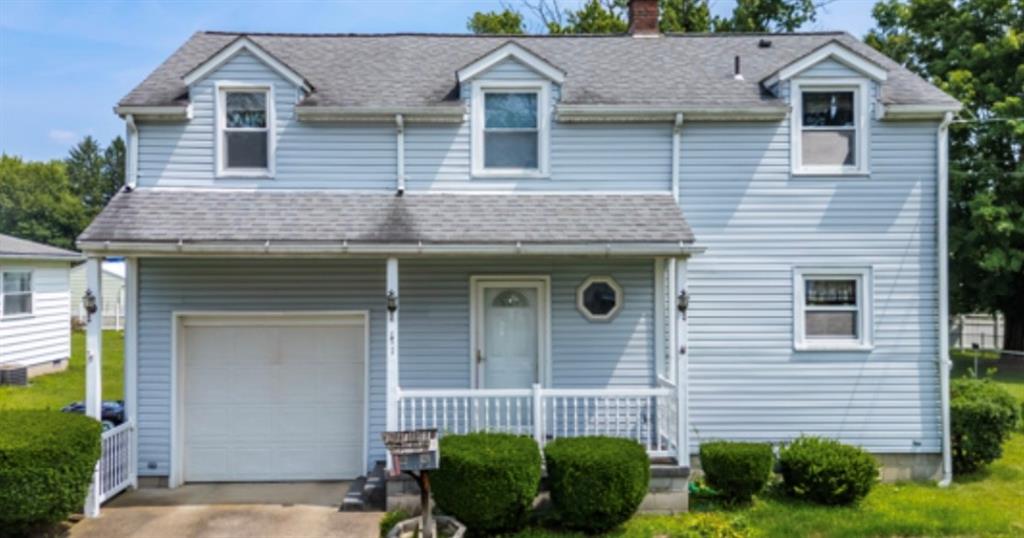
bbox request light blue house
[76,0,961,510]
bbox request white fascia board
[556,104,787,122]
[457,42,566,84]
[182,37,311,92]
[0,254,83,263]
[113,105,193,121]
[78,240,705,258]
[767,42,889,86]
[296,106,466,123]
[883,103,962,120]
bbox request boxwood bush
[0,410,101,536]
[430,432,540,534]
[544,436,649,534]
[699,441,774,503]
[778,436,877,505]
[951,377,1021,474]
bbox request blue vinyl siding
[798,58,866,79]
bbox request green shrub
[0,411,102,536]
[699,441,774,503]
[951,377,1020,474]
[544,436,649,534]
[431,432,541,534]
[778,436,878,505]
[379,509,410,537]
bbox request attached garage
[173,312,367,484]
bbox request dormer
[763,41,888,177]
[457,42,566,179]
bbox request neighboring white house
[71,260,126,329]
[0,234,82,382]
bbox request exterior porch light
[82,289,98,322]
[386,289,398,315]
[676,289,689,318]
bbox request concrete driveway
[68,482,382,538]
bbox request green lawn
[0,331,124,410]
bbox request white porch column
[671,257,689,468]
[386,257,400,434]
[125,257,139,489]
[84,256,103,518]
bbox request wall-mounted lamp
[82,290,98,322]
[677,289,689,319]
[386,290,398,316]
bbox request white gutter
[296,106,464,123]
[672,113,683,202]
[78,240,706,258]
[884,103,963,121]
[125,114,139,189]
[937,111,954,487]
[113,105,192,121]
[395,114,406,195]
[556,104,786,123]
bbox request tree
[65,135,124,220]
[0,155,88,250]
[548,0,628,34]
[661,0,712,33]
[468,9,526,34]
[101,136,126,208]
[713,0,818,32]
[867,0,1024,351]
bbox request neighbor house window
[472,84,549,177]
[792,81,869,175]
[794,268,872,350]
[576,276,623,322]
[217,85,273,177]
[2,270,33,317]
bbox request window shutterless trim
[215,82,275,179]
[793,267,873,351]
[471,81,550,179]
[790,79,871,176]
[1,268,34,319]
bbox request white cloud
[48,129,78,143]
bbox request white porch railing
[397,385,679,459]
[97,421,134,504]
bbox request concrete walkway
[68,482,382,538]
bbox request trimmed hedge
[431,432,541,534]
[778,436,877,505]
[544,436,649,534]
[951,377,1021,474]
[699,441,774,503]
[0,411,102,536]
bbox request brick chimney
[628,0,659,36]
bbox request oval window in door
[492,290,530,308]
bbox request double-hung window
[794,268,872,350]
[2,270,33,318]
[217,85,273,177]
[472,84,549,177]
[792,81,869,175]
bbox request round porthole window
[576,276,623,322]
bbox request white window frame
[471,81,550,179]
[793,267,873,351]
[215,82,275,179]
[1,268,34,319]
[576,275,624,322]
[791,79,870,176]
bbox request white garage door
[181,314,365,482]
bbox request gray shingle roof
[120,32,958,110]
[0,234,81,260]
[78,190,695,245]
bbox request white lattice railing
[397,385,678,458]
[97,421,133,504]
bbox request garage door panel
[183,315,365,482]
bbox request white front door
[473,278,548,388]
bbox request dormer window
[791,80,869,175]
[471,83,550,178]
[216,84,274,178]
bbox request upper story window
[471,83,550,178]
[791,80,869,176]
[216,84,274,178]
[2,270,33,318]
[794,267,873,351]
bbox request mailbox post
[382,429,439,538]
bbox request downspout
[937,111,954,487]
[125,114,139,189]
[395,114,406,196]
[672,113,684,202]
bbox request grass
[0,331,124,410]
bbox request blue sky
[0,0,877,161]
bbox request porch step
[340,461,387,512]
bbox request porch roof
[77,189,698,256]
